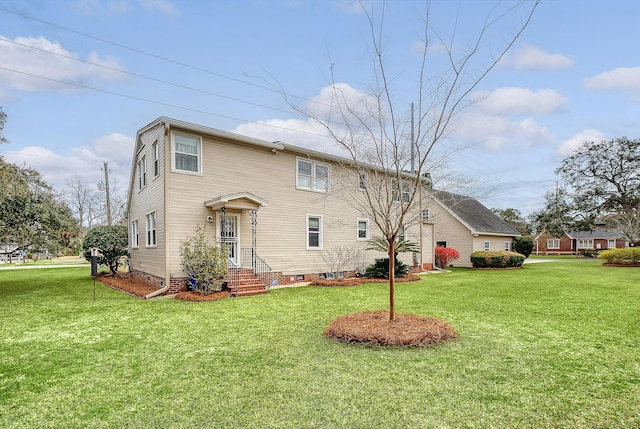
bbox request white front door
[222,215,240,265]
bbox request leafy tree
[556,137,640,244]
[0,156,77,259]
[180,226,228,295]
[0,107,8,144]
[282,2,538,320]
[82,225,129,275]
[512,236,534,258]
[529,187,578,237]
[493,208,531,235]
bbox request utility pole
[102,161,112,226]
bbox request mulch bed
[324,310,458,347]
[310,273,421,286]
[97,275,230,301]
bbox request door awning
[204,192,268,211]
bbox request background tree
[0,107,8,144]
[529,187,577,237]
[82,225,129,275]
[555,137,640,244]
[0,156,77,260]
[493,208,532,235]
[512,236,534,258]
[284,1,539,320]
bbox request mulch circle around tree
[324,310,458,347]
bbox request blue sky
[1,0,639,216]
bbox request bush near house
[180,227,228,295]
[364,258,411,279]
[599,248,640,265]
[435,246,460,268]
[470,250,525,268]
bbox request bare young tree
[284,1,539,320]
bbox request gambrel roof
[431,190,521,237]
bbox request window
[172,132,201,173]
[297,159,329,192]
[484,241,491,251]
[607,239,616,249]
[357,218,370,240]
[436,241,447,247]
[392,180,410,203]
[577,239,593,249]
[547,239,560,249]
[146,211,156,247]
[398,224,406,242]
[137,156,146,190]
[131,219,139,248]
[152,141,159,176]
[306,215,323,250]
[358,171,367,191]
[504,241,510,251]
[422,209,430,223]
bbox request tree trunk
[388,239,395,321]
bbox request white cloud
[502,45,573,70]
[583,66,640,93]
[452,113,553,151]
[0,36,126,93]
[557,129,606,157]
[3,133,134,192]
[138,0,179,16]
[474,87,568,116]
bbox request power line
[0,65,330,139]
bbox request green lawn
[1,262,638,428]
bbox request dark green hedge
[470,250,525,268]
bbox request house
[534,227,628,255]
[126,117,434,297]
[425,190,522,267]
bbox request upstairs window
[172,132,201,174]
[392,180,411,203]
[358,171,367,191]
[297,159,329,192]
[137,156,146,190]
[422,209,430,223]
[152,141,159,177]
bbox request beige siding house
[426,190,521,267]
[127,117,434,297]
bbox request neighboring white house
[427,190,522,267]
[126,117,435,297]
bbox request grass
[1,261,638,428]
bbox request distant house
[426,190,522,267]
[534,227,628,255]
[126,117,434,297]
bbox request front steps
[227,268,269,297]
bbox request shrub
[180,226,228,295]
[364,258,411,279]
[82,225,129,275]
[513,236,534,258]
[435,246,460,268]
[470,250,525,268]
[579,249,599,258]
[599,248,640,265]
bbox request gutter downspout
[145,120,172,299]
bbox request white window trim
[392,179,411,203]
[357,218,370,241]
[548,239,560,249]
[152,141,159,177]
[137,156,146,190]
[422,208,430,223]
[306,214,323,250]
[504,241,510,251]
[358,171,367,191]
[146,211,157,247]
[131,219,139,248]
[171,131,202,175]
[296,158,330,193]
[577,239,593,249]
[607,239,616,249]
[484,241,491,251]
